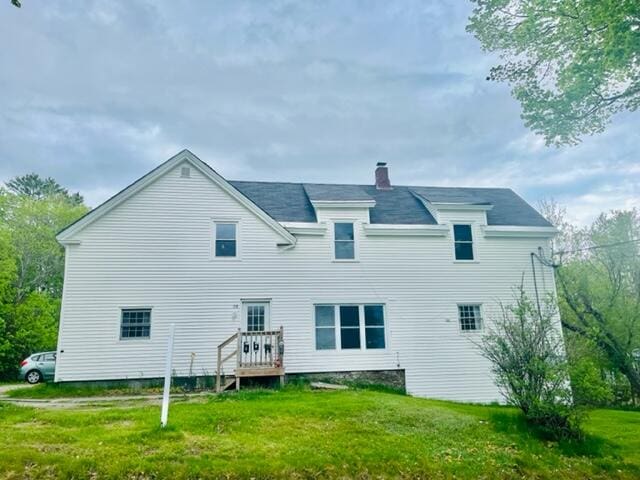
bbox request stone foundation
[57,369,406,392]
[287,369,406,391]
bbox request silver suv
[19,351,56,384]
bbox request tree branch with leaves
[468,0,640,146]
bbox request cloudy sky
[1,1,638,225]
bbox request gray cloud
[0,0,638,224]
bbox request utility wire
[554,238,640,256]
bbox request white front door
[243,302,270,332]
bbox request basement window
[121,309,151,339]
[453,224,474,260]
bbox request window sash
[453,224,474,260]
[121,309,151,339]
[458,305,482,332]
[334,223,355,259]
[315,305,336,350]
[246,305,266,332]
[215,222,237,257]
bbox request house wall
[55,161,559,403]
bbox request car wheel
[26,370,41,384]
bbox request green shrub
[480,287,584,440]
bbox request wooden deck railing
[216,327,284,392]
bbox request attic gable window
[453,224,474,260]
[214,222,237,257]
[334,222,355,260]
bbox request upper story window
[453,224,474,260]
[458,304,482,332]
[215,222,237,257]
[121,308,151,339]
[334,222,355,260]
[314,304,386,350]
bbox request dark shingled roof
[303,183,374,202]
[410,187,491,205]
[229,181,551,227]
[230,181,316,223]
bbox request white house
[54,149,560,402]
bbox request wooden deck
[216,327,285,392]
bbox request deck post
[236,328,242,391]
[216,341,222,393]
[279,325,285,386]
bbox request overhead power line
[555,238,640,256]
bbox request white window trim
[332,220,359,262]
[451,223,478,263]
[119,306,153,341]
[313,303,388,351]
[457,303,483,333]
[211,219,241,261]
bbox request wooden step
[217,377,236,393]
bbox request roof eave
[310,200,377,209]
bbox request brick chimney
[375,162,391,190]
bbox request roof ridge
[229,179,514,191]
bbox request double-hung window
[453,224,474,260]
[315,306,336,350]
[334,222,355,260]
[364,305,385,348]
[314,304,386,350]
[458,304,482,332]
[215,222,237,258]
[121,309,151,339]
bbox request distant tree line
[0,174,88,379]
[545,204,640,406]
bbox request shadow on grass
[488,409,617,460]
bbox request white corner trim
[362,223,449,237]
[310,200,376,209]
[281,222,328,236]
[482,226,558,238]
[56,150,296,246]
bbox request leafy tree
[0,188,88,302]
[0,292,60,379]
[0,180,88,379]
[555,210,640,400]
[479,288,582,439]
[6,173,84,205]
[0,229,17,379]
[565,335,614,406]
[468,0,640,145]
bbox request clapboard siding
[56,161,559,402]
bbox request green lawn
[0,387,639,479]
[5,382,182,399]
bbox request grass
[0,387,639,479]
[5,382,187,399]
